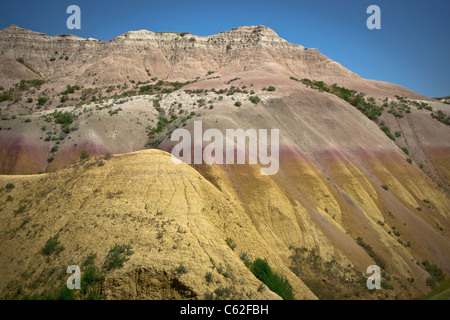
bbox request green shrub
[60,85,80,95]
[205,272,213,283]
[176,264,188,275]
[80,150,89,160]
[406,158,412,164]
[246,258,294,300]
[14,204,26,215]
[37,97,47,105]
[16,57,25,64]
[267,86,276,91]
[61,124,71,134]
[381,281,394,290]
[81,253,105,299]
[57,285,75,300]
[0,93,11,102]
[234,101,242,107]
[41,235,64,255]
[5,183,15,190]
[103,244,133,270]
[381,184,388,190]
[225,237,237,250]
[249,96,260,104]
[24,118,32,123]
[27,98,33,103]
[401,147,409,155]
[380,123,395,141]
[240,252,250,265]
[54,111,74,125]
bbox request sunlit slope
[0,150,316,299]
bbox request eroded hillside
[0,25,449,300]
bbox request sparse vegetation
[422,260,445,289]
[41,235,64,255]
[289,247,371,299]
[431,110,450,126]
[356,237,386,269]
[225,237,237,251]
[380,122,396,141]
[18,79,45,91]
[103,244,133,271]
[175,264,187,276]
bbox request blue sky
[1,0,449,97]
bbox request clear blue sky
[1,0,449,97]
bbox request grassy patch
[420,278,450,300]
[245,258,294,300]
